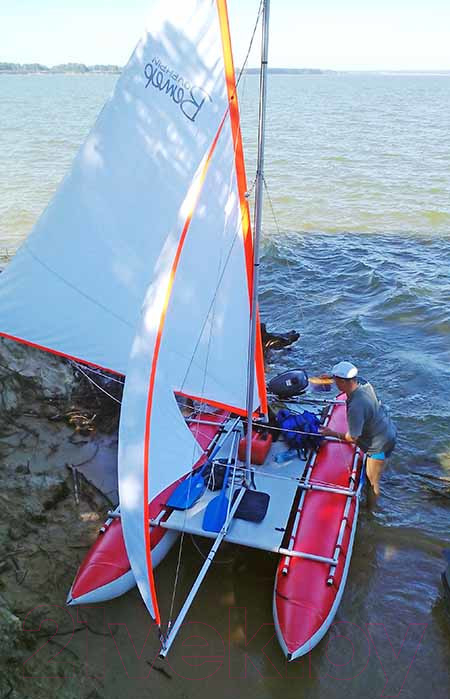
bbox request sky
[1,0,450,71]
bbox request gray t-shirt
[347,382,397,455]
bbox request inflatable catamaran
[0,0,364,660]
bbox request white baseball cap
[332,361,358,379]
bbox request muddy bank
[0,338,121,698]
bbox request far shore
[0,62,121,74]
[1,62,332,76]
[2,63,449,77]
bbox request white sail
[0,0,245,376]
[118,0,266,627]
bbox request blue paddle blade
[167,472,206,510]
[202,492,229,533]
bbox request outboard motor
[267,369,309,398]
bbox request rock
[0,337,76,407]
[0,602,21,658]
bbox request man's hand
[319,426,336,437]
[319,427,354,442]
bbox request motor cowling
[267,369,309,398]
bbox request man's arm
[320,401,364,442]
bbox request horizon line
[1,61,450,75]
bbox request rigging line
[187,423,224,448]
[190,534,233,564]
[166,526,188,637]
[263,175,282,237]
[235,0,264,88]
[71,361,125,385]
[71,361,122,404]
[246,177,257,199]
[227,0,262,201]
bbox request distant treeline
[244,68,330,75]
[0,62,121,74]
[1,62,332,76]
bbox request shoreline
[0,338,122,697]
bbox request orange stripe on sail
[142,114,228,627]
[216,0,267,415]
[216,0,252,288]
[176,390,260,419]
[0,331,125,377]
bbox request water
[1,72,449,697]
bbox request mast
[245,0,270,466]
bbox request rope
[246,177,257,199]
[263,176,282,237]
[166,526,188,634]
[189,534,234,565]
[71,361,122,404]
[235,0,264,89]
[71,361,125,385]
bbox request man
[319,361,397,505]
